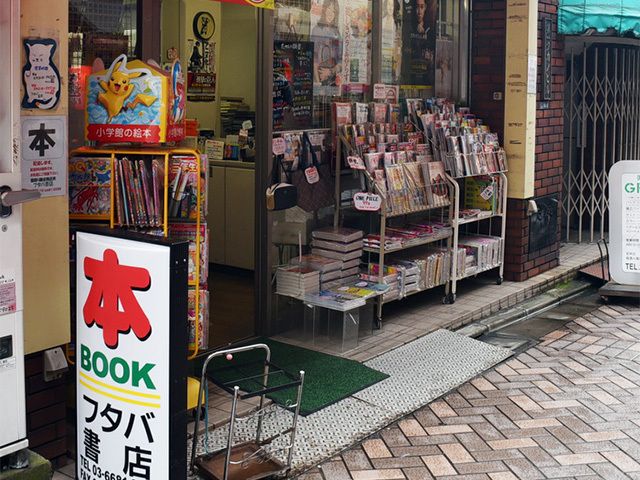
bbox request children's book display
[331,98,508,320]
[69,147,208,357]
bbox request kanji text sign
[76,232,171,480]
[609,161,640,286]
[20,115,67,197]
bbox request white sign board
[21,115,67,197]
[609,161,640,285]
[76,232,182,480]
[353,192,382,212]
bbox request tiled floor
[303,301,640,479]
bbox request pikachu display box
[85,54,186,144]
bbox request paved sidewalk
[302,301,640,479]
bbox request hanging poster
[381,0,401,84]
[273,41,314,131]
[21,115,67,197]
[310,0,344,96]
[21,38,61,110]
[435,38,453,98]
[400,0,437,87]
[342,0,371,94]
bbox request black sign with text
[273,40,314,131]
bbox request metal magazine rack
[190,344,305,480]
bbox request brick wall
[25,349,69,468]
[470,0,506,139]
[503,0,565,281]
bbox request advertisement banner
[76,231,187,480]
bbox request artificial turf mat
[204,338,388,416]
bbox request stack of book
[290,254,343,290]
[311,227,364,285]
[458,236,503,276]
[220,97,254,137]
[363,265,401,302]
[276,265,320,297]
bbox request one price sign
[354,192,382,212]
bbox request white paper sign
[527,54,537,95]
[609,161,640,285]
[272,137,287,156]
[0,270,16,315]
[305,166,319,184]
[21,115,67,197]
[354,192,382,211]
[76,233,173,480]
[373,84,399,102]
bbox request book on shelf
[168,155,202,221]
[69,156,111,216]
[113,156,164,228]
[311,238,363,253]
[168,223,209,285]
[188,288,209,351]
[354,102,369,124]
[458,235,503,276]
[424,161,449,208]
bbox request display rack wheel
[443,293,456,304]
[496,277,503,285]
[601,295,610,304]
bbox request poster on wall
[76,230,188,480]
[342,0,371,94]
[310,0,344,96]
[274,0,311,39]
[21,115,67,197]
[400,0,437,87]
[273,41,314,131]
[21,38,61,110]
[188,11,217,102]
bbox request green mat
[203,338,388,416]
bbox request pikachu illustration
[98,54,158,122]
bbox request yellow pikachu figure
[97,58,158,123]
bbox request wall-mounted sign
[76,230,188,480]
[609,161,640,285]
[193,11,215,41]
[21,38,61,110]
[273,41,314,131]
[21,115,67,197]
[543,17,553,101]
[354,192,382,212]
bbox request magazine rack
[333,116,509,324]
[190,344,304,480]
[69,146,205,358]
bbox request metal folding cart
[189,344,305,480]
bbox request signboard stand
[75,227,188,480]
[600,161,640,302]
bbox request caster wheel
[601,296,609,304]
[443,293,456,304]
[496,277,503,285]
[192,408,205,421]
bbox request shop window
[273,0,373,132]
[68,0,139,148]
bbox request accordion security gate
[563,41,640,243]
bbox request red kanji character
[83,249,151,349]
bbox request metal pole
[223,387,240,480]
[566,48,575,242]
[578,44,587,243]
[287,371,305,467]
[590,47,598,243]
[601,48,609,241]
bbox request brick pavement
[299,302,640,479]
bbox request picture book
[69,156,112,217]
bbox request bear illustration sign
[21,38,61,110]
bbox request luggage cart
[189,344,305,480]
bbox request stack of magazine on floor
[310,227,363,288]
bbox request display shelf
[382,281,448,304]
[363,230,452,254]
[456,212,504,226]
[384,202,452,218]
[456,261,504,281]
[69,147,205,359]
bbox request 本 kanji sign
[21,115,66,197]
[76,231,187,480]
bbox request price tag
[480,185,494,200]
[353,192,382,211]
[242,120,253,130]
[305,166,319,184]
[347,156,366,170]
[272,137,286,156]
